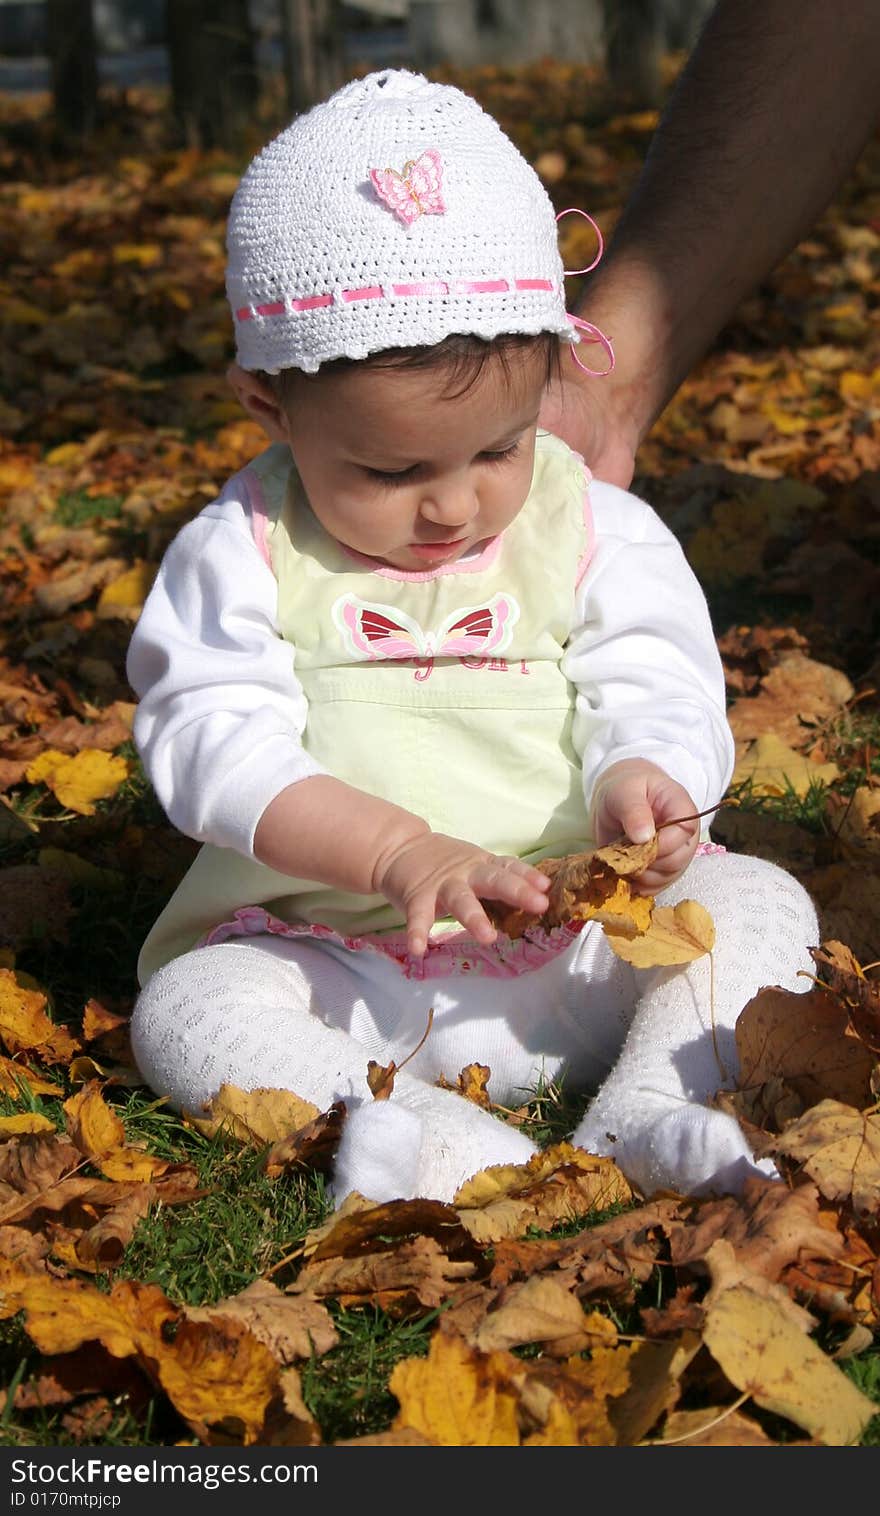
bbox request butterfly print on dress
[332,592,520,679]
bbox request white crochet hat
[226,68,575,374]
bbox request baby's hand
[591,758,700,893]
[373,832,551,957]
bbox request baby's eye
[480,440,521,465]
[363,464,419,484]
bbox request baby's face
[280,345,546,572]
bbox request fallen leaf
[732,733,839,797]
[24,749,131,816]
[0,968,81,1063]
[666,1177,844,1283]
[811,941,880,1053]
[262,1101,345,1177]
[0,1055,63,1099]
[390,1330,520,1446]
[187,1279,339,1363]
[604,899,715,967]
[727,652,854,750]
[63,1082,126,1160]
[0,1114,55,1138]
[473,1276,616,1356]
[701,1242,876,1444]
[187,1084,320,1145]
[733,983,876,1116]
[366,1057,397,1101]
[294,1234,475,1315]
[454,1144,633,1244]
[772,1100,880,1213]
[436,1062,492,1109]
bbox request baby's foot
[331,1102,422,1206]
[331,1094,538,1207]
[573,1101,777,1198]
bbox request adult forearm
[581,0,880,438]
[253,774,430,894]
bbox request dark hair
[256,330,561,408]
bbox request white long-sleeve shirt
[126,471,735,856]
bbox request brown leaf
[187,1279,339,1363]
[732,734,839,797]
[366,1057,397,1100]
[655,1407,788,1446]
[772,1099,880,1213]
[727,652,854,750]
[473,1276,617,1357]
[436,1062,492,1110]
[294,1235,475,1315]
[263,1101,345,1177]
[74,1188,155,1270]
[0,1132,83,1220]
[733,983,877,1119]
[484,843,657,939]
[667,1177,844,1283]
[811,941,880,1054]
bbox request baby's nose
[418,480,478,527]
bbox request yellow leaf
[0,1055,64,1098]
[25,749,131,817]
[96,562,158,619]
[0,968,80,1063]
[186,1084,320,1146]
[584,877,654,937]
[0,1113,55,1138]
[604,899,715,967]
[702,1262,876,1444]
[97,1149,171,1183]
[112,242,162,267]
[732,733,839,797]
[63,1082,125,1160]
[390,1331,521,1446]
[773,1099,880,1214]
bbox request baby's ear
[226,363,290,443]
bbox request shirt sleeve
[125,477,327,857]
[561,478,735,824]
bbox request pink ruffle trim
[201,906,581,980]
[199,842,726,980]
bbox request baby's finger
[477,863,550,914]
[442,881,499,945]
[620,800,656,846]
[405,898,437,959]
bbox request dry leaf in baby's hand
[484,837,659,940]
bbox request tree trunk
[279,0,346,119]
[46,0,98,137]
[165,0,259,149]
[602,0,663,110]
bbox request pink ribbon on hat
[556,207,615,376]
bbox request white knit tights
[130,852,819,1204]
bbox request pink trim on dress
[338,534,503,582]
[201,906,581,980]
[243,467,272,569]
